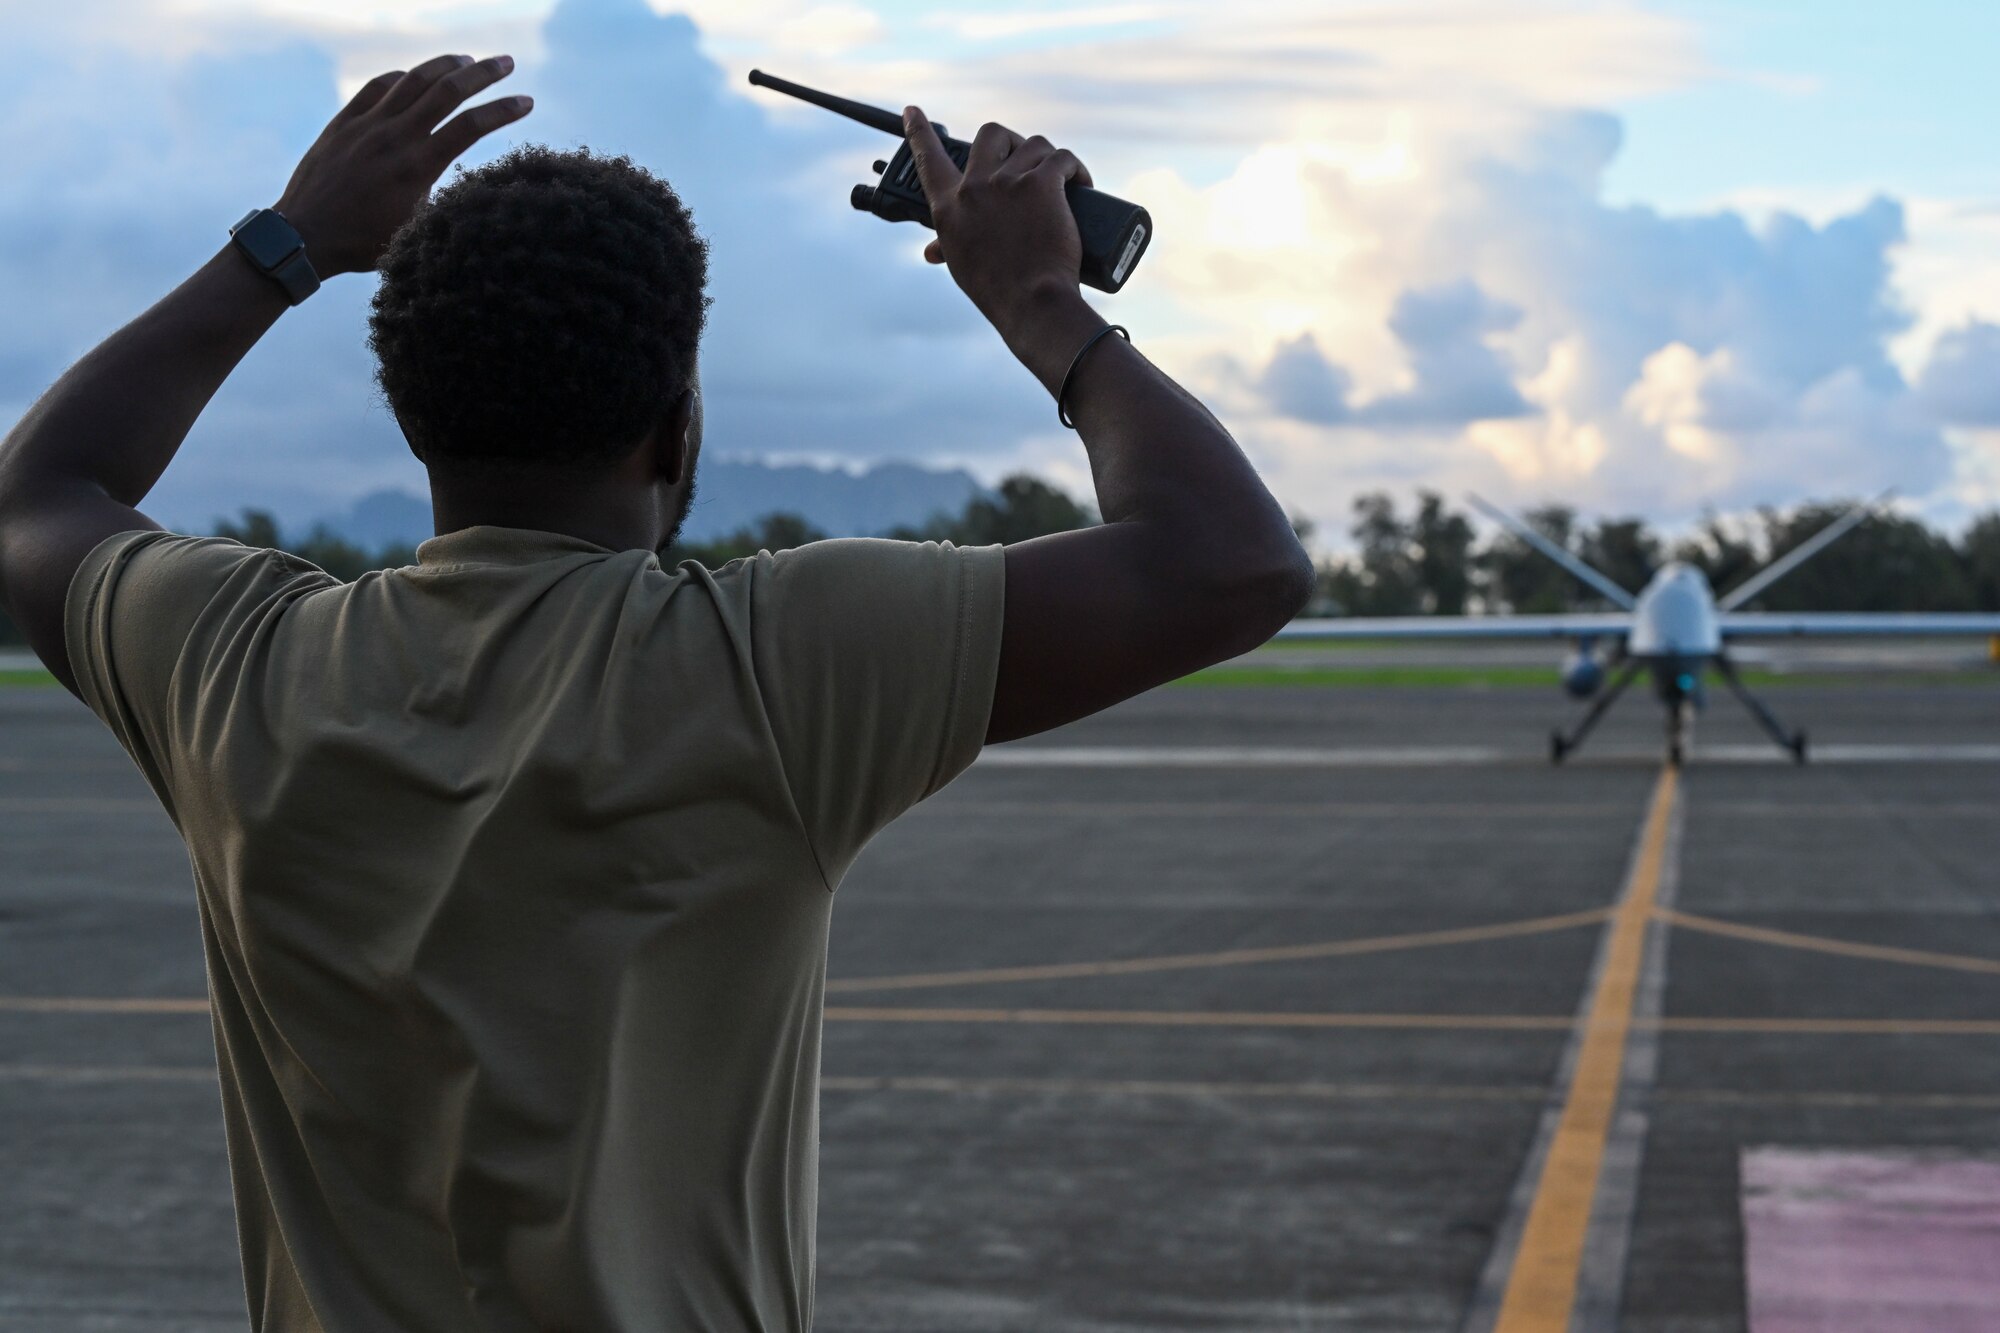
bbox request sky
[1,0,1997,543]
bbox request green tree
[1578,517,1661,599]
[1479,504,1579,612]
[1310,491,1474,617]
[1411,490,1475,614]
[1959,512,2000,611]
[1671,511,1761,595]
[1744,501,1972,611]
[213,508,283,550]
[292,526,375,581]
[1344,492,1421,615]
[210,508,416,579]
[889,474,1094,546]
[672,512,829,567]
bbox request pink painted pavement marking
[1742,1147,2000,1333]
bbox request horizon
[3,0,1995,541]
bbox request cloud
[1253,279,1529,427]
[0,0,1046,533]
[0,17,416,527]
[5,0,1997,541]
[1254,334,1351,425]
[530,0,1045,474]
[1917,320,2000,427]
[1157,102,1967,525]
[923,5,1166,43]
[1364,280,1531,425]
[867,0,1703,150]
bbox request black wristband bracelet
[1056,323,1130,429]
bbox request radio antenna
[748,70,906,137]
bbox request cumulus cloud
[1364,280,1531,425]
[1153,101,1972,526]
[1917,320,2000,426]
[1254,334,1351,425]
[1253,280,1529,427]
[5,0,1997,539]
[0,0,1043,532]
[529,0,1045,469]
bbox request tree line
[0,475,1093,645]
[6,480,1999,646]
[1306,491,2000,615]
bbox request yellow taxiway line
[825,908,1613,995]
[1489,766,1678,1333]
[11,996,1999,1037]
[1660,909,2000,976]
[0,996,209,1013]
[825,1005,1575,1030]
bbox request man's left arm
[0,52,532,695]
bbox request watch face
[234,211,302,269]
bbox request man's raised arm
[902,110,1314,744]
[0,53,531,694]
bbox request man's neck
[428,467,670,555]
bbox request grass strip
[1175,665,1998,689]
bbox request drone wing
[1721,612,2000,639]
[1276,614,1632,642]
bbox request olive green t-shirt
[63,525,1005,1332]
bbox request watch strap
[229,208,321,306]
[268,247,321,306]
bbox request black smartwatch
[229,208,320,306]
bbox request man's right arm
[903,111,1315,744]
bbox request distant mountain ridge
[315,457,988,548]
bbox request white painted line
[824,1076,1546,1102]
[979,746,1510,768]
[0,797,158,814]
[0,1063,213,1082]
[976,743,2000,769]
[1701,743,2000,764]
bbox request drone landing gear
[1550,660,1643,764]
[1714,654,1808,764]
[1667,700,1692,768]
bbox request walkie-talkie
[747,70,1152,295]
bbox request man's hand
[275,54,533,277]
[895,115,1311,743]
[902,108,1111,399]
[0,52,535,695]
[903,109,1095,340]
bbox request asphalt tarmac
[3,676,1998,1331]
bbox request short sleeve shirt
[63,525,1005,1333]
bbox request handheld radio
[747,70,1153,295]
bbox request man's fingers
[430,95,535,168]
[376,53,474,117]
[334,69,405,123]
[923,237,946,264]
[966,121,1022,176]
[999,134,1055,179]
[1039,147,1093,189]
[901,106,961,203]
[411,54,516,131]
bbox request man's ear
[655,386,696,485]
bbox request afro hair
[368,144,710,468]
